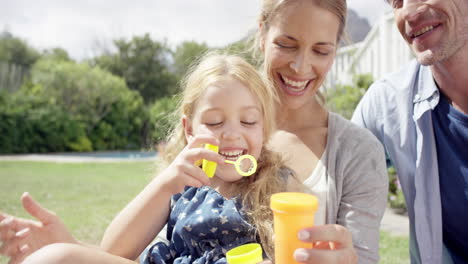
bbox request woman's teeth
[282,76,308,91]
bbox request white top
[302,149,327,226]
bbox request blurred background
[0,0,394,154]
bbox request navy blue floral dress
[140,186,257,264]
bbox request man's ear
[182,115,193,141]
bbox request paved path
[380,208,409,236]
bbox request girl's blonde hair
[162,51,289,259]
[252,0,347,103]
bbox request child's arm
[100,135,224,260]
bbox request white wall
[326,11,414,88]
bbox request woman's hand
[157,134,224,195]
[293,224,358,263]
[0,192,77,264]
[259,224,357,264]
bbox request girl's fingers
[186,135,219,150]
[182,175,205,189]
[179,163,211,186]
[185,147,225,165]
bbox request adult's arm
[333,118,389,263]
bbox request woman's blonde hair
[252,0,347,103]
[161,51,289,259]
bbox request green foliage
[0,93,90,153]
[148,95,179,144]
[388,167,407,212]
[0,57,148,153]
[173,41,210,78]
[93,34,177,104]
[222,36,258,67]
[41,47,72,62]
[0,31,41,92]
[325,74,374,119]
[0,31,40,67]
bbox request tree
[0,31,40,67]
[173,41,210,78]
[93,34,177,104]
[222,32,258,67]
[42,48,72,62]
[325,74,373,119]
[25,58,147,150]
[148,95,180,144]
[0,31,40,92]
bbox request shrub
[387,167,407,213]
[148,95,179,145]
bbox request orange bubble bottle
[270,192,318,264]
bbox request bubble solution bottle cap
[270,192,318,214]
[226,243,263,264]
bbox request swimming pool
[60,151,157,159]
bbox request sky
[0,0,391,60]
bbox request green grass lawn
[0,161,409,263]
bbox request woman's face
[262,0,340,110]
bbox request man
[352,0,468,263]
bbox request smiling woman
[252,0,388,263]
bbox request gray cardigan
[324,112,388,264]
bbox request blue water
[60,151,157,159]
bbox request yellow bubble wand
[202,144,257,178]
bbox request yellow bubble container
[226,243,263,264]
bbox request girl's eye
[205,122,222,126]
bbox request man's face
[389,0,468,65]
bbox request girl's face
[184,77,264,182]
[262,0,339,110]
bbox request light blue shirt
[352,60,454,264]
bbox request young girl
[130,52,291,263]
[15,52,298,264]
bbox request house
[327,11,414,87]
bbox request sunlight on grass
[379,231,410,263]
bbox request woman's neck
[276,99,328,132]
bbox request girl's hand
[0,193,77,264]
[294,224,358,264]
[158,135,225,195]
